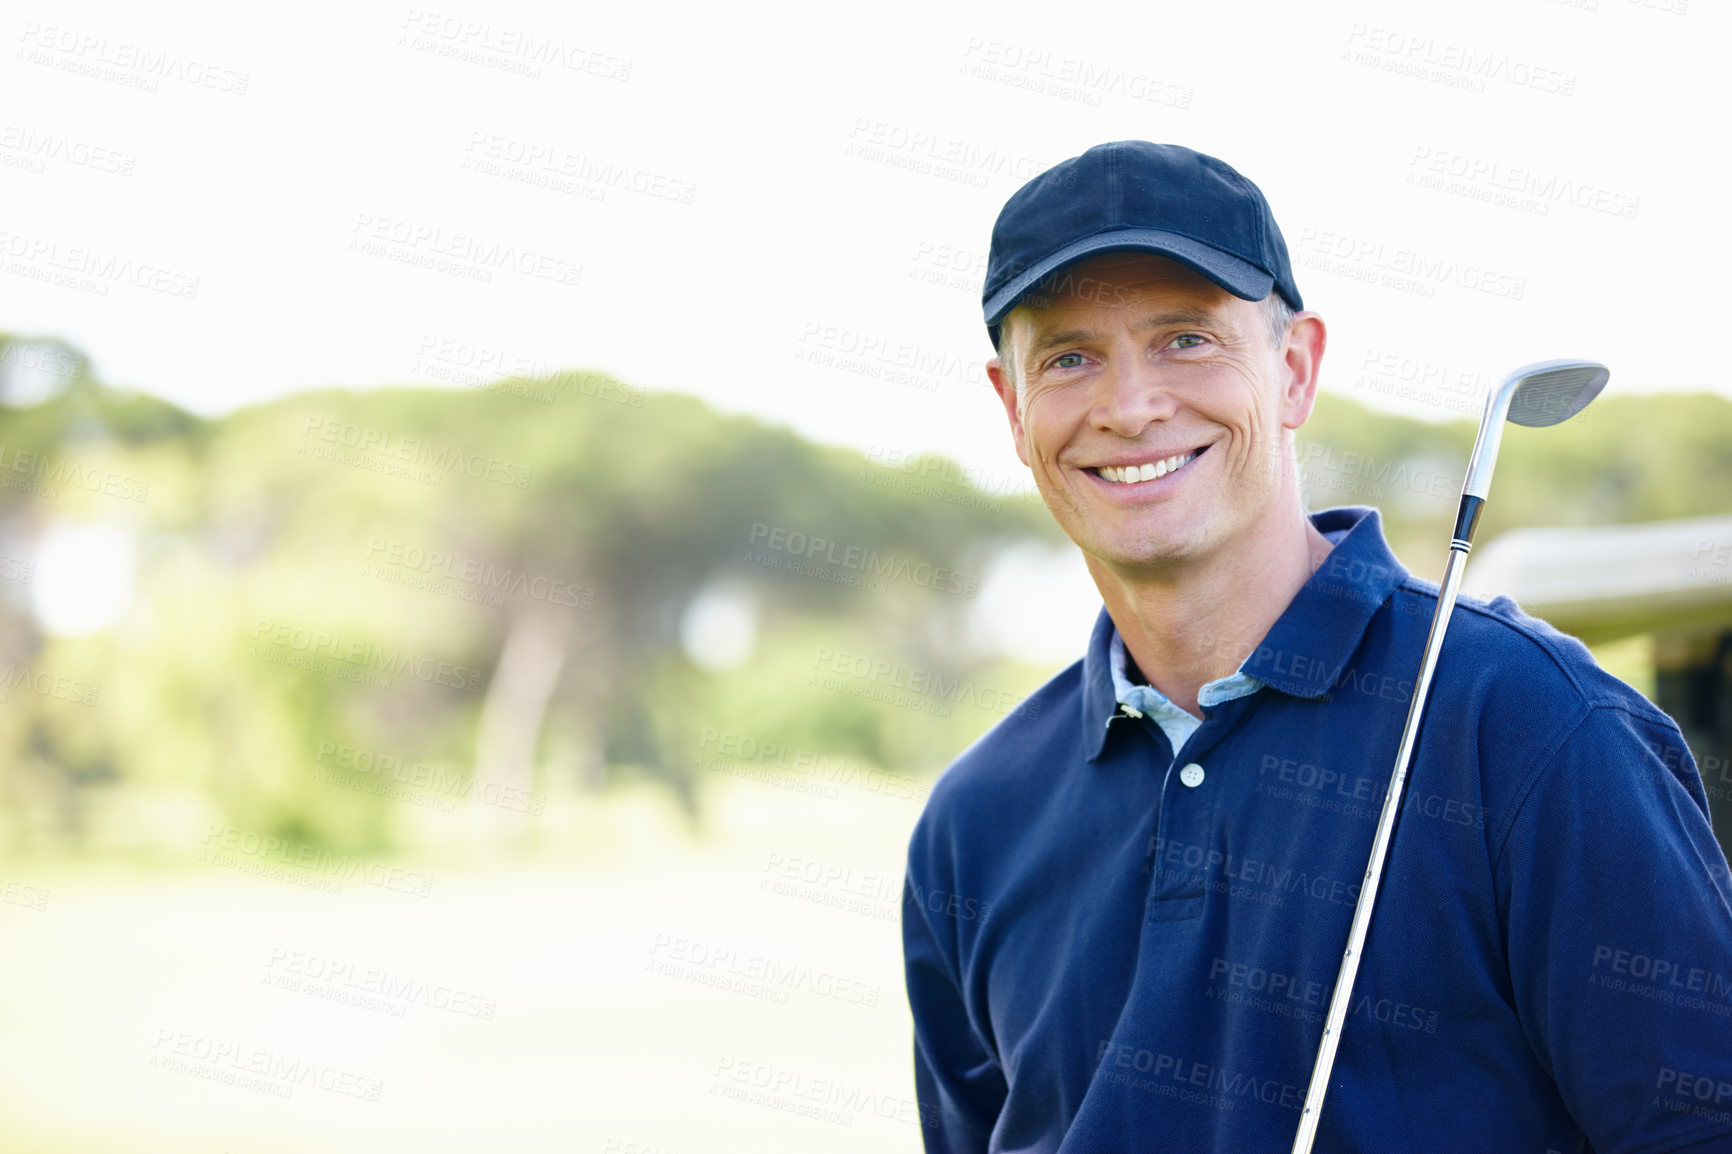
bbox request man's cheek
[1018,395,1062,470]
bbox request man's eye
[1052,353,1087,369]
[1172,334,1206,349]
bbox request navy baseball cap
[983,141,1302,347]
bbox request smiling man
[991,247,1329,720]
[900,142,1732,1153]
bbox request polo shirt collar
[1081,607,1124,761]
[1080,506,1409,761]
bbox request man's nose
[1091,354,1178,436]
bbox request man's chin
[1079,536,1204,578]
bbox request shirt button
[1179,763,1206,788]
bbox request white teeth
[1098,453,1197,484]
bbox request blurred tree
[1,331,1727,856]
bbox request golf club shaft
[1289,541,1472,1153]
[1285,359,1606,1148]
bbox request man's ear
[987,357,1030,467]
[1278,311,1327,431]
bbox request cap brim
[983,229,1277,330]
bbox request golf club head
[1505,359,1611,428]
[1463,359,1611,503]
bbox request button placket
[1146,713,1235,916]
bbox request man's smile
[1084,445,1209,486]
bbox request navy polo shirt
[903,506,1732,1153]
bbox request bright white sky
[2,0,1725,486]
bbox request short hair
[996,291,1296,391]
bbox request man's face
[988,252,1323,576]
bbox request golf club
[1289,358,1612,1154]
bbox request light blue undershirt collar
[1109,628,1265,755]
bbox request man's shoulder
[1390,574,1678,736]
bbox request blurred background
[2,0,1730,1150]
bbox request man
[901,141,1732,1153]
